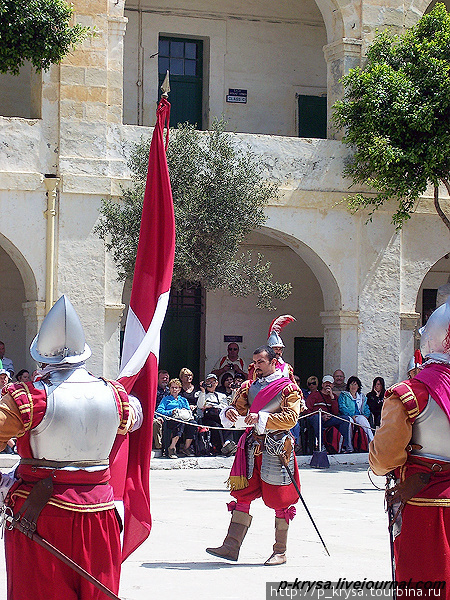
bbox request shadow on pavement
[141,561,266,570]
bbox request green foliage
[333,3,450,228]
[96,119,292,310]
[0,0,89,75]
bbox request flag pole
[161,70,170,98]
[111,67,175,561]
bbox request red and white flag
[110,97,174,561]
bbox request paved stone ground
[0,461,392,600]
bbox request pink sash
[414,363,450,423]
[250,377,292,412]
[226,376,292,491]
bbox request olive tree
[96,120,292,310]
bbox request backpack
[195,428,214,456]
[352,425,369,452]
[323,426,343,454]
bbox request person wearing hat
[206,345,305,566]
[370,296,450,588]
[266,315,296,384]
[305,375,352,452]
[0,295,142,600]
[197,373,237,456]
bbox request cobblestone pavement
[0,463,392,599]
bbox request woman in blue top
[157,378,197,458]
[338,375,374,442]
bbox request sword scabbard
[2,507,122,600]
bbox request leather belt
[251,430,286,442]
[408,456,450,472]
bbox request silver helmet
[267,331,285,348]
[266,314,295,348]
[420,296,450,358]
[30,295,91,365]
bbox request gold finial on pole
[161,70,170,98]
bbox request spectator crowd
[154,341,388,458]
[0,337,390,459]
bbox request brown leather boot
[206,510,252,561]
[264,517,289,565]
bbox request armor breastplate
[410,395,450,462]
[247,380,283,414]
[30,367,120,469]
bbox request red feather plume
[268,315,296,336]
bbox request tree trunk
[435,182,450,233]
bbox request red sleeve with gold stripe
[106,379,131,434]
[3,382,47,433]
[387,380,429,423]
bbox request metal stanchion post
[310,409,329,469]
[318,408,322,450]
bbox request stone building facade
[0,0,448,389]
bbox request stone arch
[394,249,450,378]
[402,0,446,28]
[259,225,357,377]
[313,0,353,43]
[204,228,329,380]
[416,254,450,327]
[260,226,342,312]
[0,234,38,303]
[0,234,39,374]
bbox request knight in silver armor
[0,295,142,600]
[369,296,450,586]
[206,345,305,566]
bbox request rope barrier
[154,411,240,431]
[300,409,377,433]
[155,408,376,434]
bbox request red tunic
[3,379,131,600]
[370,376,450,594]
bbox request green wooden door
[159,287,203,381]
[158,37,203,129]
[294,337,324,389]
[298,95,327,139]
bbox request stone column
[400,312,420,378]
[320,310,360,377]
[22,301,46,370]
[323,38,363,139]
[107,14,128,125]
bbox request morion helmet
[267,315,296,348]
[30,295,91,365]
